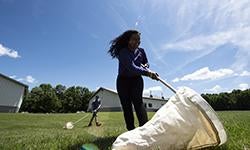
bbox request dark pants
[88,112,97,125]
[116,75,148,131]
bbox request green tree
[54,84,66,112]
[61,86,93,112]
[20,84,61,113]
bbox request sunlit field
[0,111,249,150]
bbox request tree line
[20,84,94,113]
[20,83,249,113]
[201,89,250,110]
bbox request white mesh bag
[112,86,227,150]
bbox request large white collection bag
[112,86,227,150]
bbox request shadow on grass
[66,136,117,150]
[92,136,117,150]
[199,144,228,150]
[67,138,229,150]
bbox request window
[144,103,147,108]
[148,103,152,108]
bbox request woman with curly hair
[108,30,159,130]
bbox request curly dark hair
[108,30,140,58]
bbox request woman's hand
[141,64,159,80]
[148,71,159,80]
[142,63,149,68]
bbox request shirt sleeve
[118,49,149,76]
[139,48,149,67]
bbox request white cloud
[25,75,36,83]
[9,75,37,84]
[172,67,234,82]
[162,30,231,52]
[0,44,20,58]
[9,75,17,79]
[230,46,250,71]
[206,85,223,93]
[17,78,24,82]
[143,86,163,96]
[135,21,139,27]
[204,83,249,94]
[134,15,144,28]
[172,78,180,82]
[239,71,250,77]
[162,27,250,52]
[145,0,250,72]
[233,70,250,76]
[238,83,249,90]
[161,27,250,72]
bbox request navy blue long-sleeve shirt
[118,47,149,77]
[92,99,101,111]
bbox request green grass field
[0,111,249,150]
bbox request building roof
[0,73,29,88]
[89,87,168,102]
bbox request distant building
[87,87,168,112]
[0,73,28,112]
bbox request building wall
[143,99,167,111]
[88,88,168,112]
[87,88,121,111]
[0,76,25,112]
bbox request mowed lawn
[0,111,249,150]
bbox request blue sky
[1,0,250,97]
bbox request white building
[87,87,168,112]
[0,73,28,112]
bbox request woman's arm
[139,48,149,68]
[118,49,149,76]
